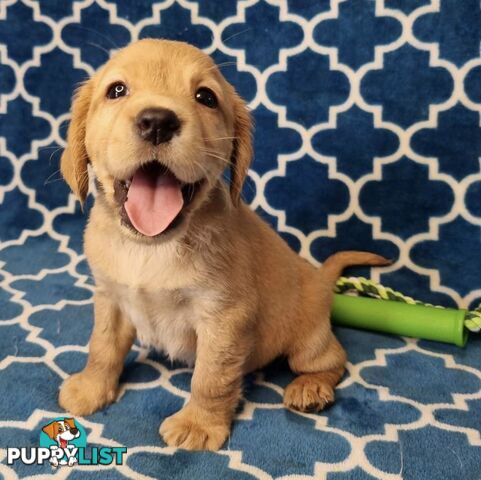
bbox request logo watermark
[7,417,127,468]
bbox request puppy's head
[61,39,252,240]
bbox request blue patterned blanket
[1,1,481,479]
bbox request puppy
[58,39,388,451]
[42,418,80,467]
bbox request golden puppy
[58,39,388,451]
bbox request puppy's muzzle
[136,107,181,145]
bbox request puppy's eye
[195,87,217,109]
[107,82,128,99]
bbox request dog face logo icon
[40,418,85,467]
[6,416,127,468]
[42,418,80,449]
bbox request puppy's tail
[319,251,391,290]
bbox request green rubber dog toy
[332,277,481,347]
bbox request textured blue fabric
[1,1,481,479]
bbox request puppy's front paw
[59,371,117,416]
[284,376,334,413]
[159,404,229,451]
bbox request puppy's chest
[113,284,218,364]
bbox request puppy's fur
[58,39,388,451]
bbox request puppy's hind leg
[59,292,135,416]
[283,250,388,412]
[284,333,346,413]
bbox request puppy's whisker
[39,145,63,151]
[202,136,238,141]
[48,147,64,165]
[217,61,238,68]
[221,171,256,197]
[200,151,250,190]
[69,25,121,49]
[87,42,112,56]
[206,62,238,72]
[189,157,211,180]
[222,28,252,44]
[203,151,256,196]
[44,168,62,186]
[201,150,231,166]
[202,149,256,195]
[202,154,231,169]
[200,148,224,154]
[45,178,65,186]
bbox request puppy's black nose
[136,108,181,145]
[70,428,78,435]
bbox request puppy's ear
[64,418,76,429]
[61,80,93,205]
[42,421,57,439]
[229,92,253,206]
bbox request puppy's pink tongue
[124,168,183,237]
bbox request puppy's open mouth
[114,161,204,237]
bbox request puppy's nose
[70,428,78,435]
[136,108,181,145]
